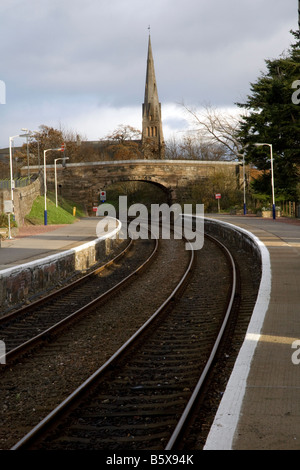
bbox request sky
[0,0,298,150]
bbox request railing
[0,176,35,190]
[280,201,298,218]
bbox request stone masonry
[0,230,126,311]
[0,176,42,227]
[22,159,242,215]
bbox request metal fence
[0,176,34,190]
[280,201,299,218]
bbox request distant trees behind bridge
[10,116,236,175]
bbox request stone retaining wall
[204,217,262,263]
[0,176,42,227]
[1,216,263,314]
[0,222,125,313]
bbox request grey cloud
[0,0,297,146]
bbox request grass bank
[26,193,86,225]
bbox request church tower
[142,34,165,159]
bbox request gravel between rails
[0,238,150,353]
[0,236,190,450]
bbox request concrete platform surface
[204,215,300,450]
[0,218,101,270]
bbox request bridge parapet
[21,159,242,212]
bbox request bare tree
[105,124,141,144]
[165,132,226,161]
[182,103,246,160]
[165,134,181,160]
[103,125,142,160]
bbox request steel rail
[11,235,194,450]
[3,231,157,364]
[0,234,133,325]
[165,232,237,450]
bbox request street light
[44,147,64,225]
[255,143,276,219]
[54,157,69,207]
[237,146,249,215]
[32,131,41,173]
[21,128,33,179]
[239,151,247,215]
[8,132,32,238]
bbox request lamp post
[54,157,69,207]
[237,147,248,215]
[9,135,19,208]
[8,132,32,238]
[8,135,18,239]
[242,152,246,215]
[44,147,64,225]
[255,143,275,219]
[32,131,41,173]
[21,128,33,179]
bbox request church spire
[142,32,164,159]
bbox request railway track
[0,224,192,449]
[10,226,250,451]
[0,231,157,364]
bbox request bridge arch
[23,159,243,215]
[102,177,174,205]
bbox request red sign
[100,190,106,202]
[92,206,98,212]
[61,142,65,152]
[215,193,221,199]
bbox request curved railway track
[10,228,246,451]
[0,224,192,450]
[0,232,157,364]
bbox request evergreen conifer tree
[237,30,300,200]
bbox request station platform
[204,215,300,450]
[0,218,101,270]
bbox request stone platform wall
[0,176,42,227]
[0,223,126,312]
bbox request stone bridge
[24,159,242,214]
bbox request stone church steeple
[142,34,164,159]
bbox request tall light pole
[9,135,19,207]
[255,143,276,219]
[32,131,41,173]
[54,157,69,207]
[242,152,246,215]
[21,128,33,179]
[237,146,248,215]
[44,147,64,225]
[8,135,18,239]
[8,132,32,238]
